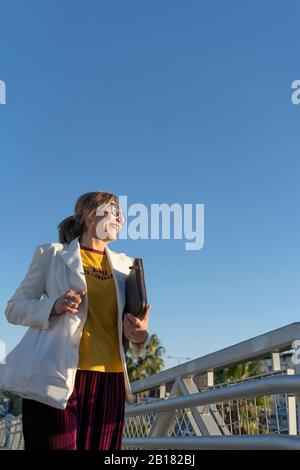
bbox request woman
[0,191,150,450]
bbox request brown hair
[58,191,118,244]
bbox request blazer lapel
[58,237,87,292]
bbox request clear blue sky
[1,0,300,370]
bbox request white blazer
[0,237,148,409]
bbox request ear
[84,213,94,228]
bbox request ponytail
[57,215,83,244]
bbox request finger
[134,322,144,332]
[66,290,78,296]
[75,291,86,301]
[126,314,139,325]
[124,323,133,331]
[123,322,135,335]
[123,327,133,340]
[124,325,142,340]
[63,298,79,309]
[132,317,145,328]
[130,332,143,342]
[123,315,131,325]
[65,306,79,315]
[124,320,131,328]
[140,315,149,326]
[66,290,83,299]
[66,293,82,302]
[123,315,136,329]
[124,332,133,342]
[65,294,82,304]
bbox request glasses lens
[110,205,118,216]
[109,203,125,224]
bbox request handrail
[131,322,300,394]
[123,435,300,450]
[126,374,300,416]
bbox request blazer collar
[59,237,84,275]
[59,236,125,270]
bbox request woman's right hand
[51,290,86,316]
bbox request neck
[79,233,109,252]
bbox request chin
[107,230,118,241]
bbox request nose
[116,213,124,224]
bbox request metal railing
[123,322,300,449]
[2,322,300,449]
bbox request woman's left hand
[123,304,150,344]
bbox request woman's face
[87,202,124,242]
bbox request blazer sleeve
[5,245,56,329]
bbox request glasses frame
[102,202,126,224]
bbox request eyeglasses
[104,203,126,224]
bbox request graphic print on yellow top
[78,246,123,372]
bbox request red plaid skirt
[22,369,126,450]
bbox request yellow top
[78,246,123,372]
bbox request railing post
[272,352,281,372]
[159,385,166,399]
[287,368,297,435]
[292,362,300,435]
[290,340,300,435]
[272,351,298,435]
[207,370,214,387]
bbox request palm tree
[215,361,261,384]
[214,361,272,434]
[126,334,165,398]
